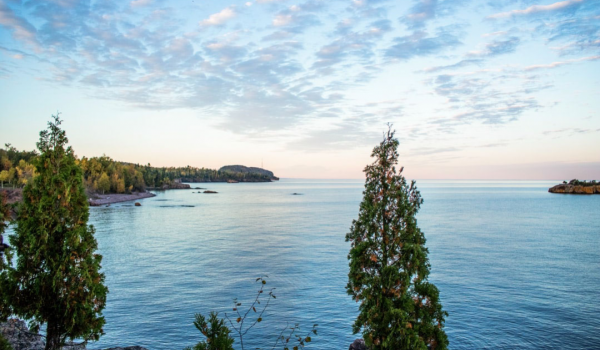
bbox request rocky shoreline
[548,183,600,194]
[0,319,148,350]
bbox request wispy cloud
[487,0,585,19]
[0,2,38,47]
[130,0,152,8]
[1,0,598,155]
[386,29,462,60]
[525,55,600,70]
[201,6,237,27]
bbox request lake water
[78,180,599,349]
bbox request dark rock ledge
[548,184,600,194]
[3,319,362,350]
[0,319,148,350]
[349,339,367,350]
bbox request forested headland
[0,144,275,195]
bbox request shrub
[186,277,317,350]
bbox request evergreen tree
[8,115,108,350]
[346,127,448,350]
[0,192,13,320]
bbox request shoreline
[88,192,156,206]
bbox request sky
[0,0,599,180]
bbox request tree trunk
[45,320,62,350]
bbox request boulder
[135,202,141,206]
[0,319,147,350]
[204,190,218,194]
[349,339,367,350]
[0,319,44,350]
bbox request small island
[548,179,600,194]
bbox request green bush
[185,277,317,350]
[185,312,234,350]
[0,334,12,350]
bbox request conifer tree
[346,127,448,350]
[8,115,108,350]
[0,192,13,320]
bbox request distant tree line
[563,179,599,186]
[0,144,38,188]
[0,145,272,194]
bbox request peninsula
[1,145,279,207]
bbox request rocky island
[548,179,600,194]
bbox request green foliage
[0,333,12,350]
[0,145,37,189]
[96,173,111,194]
[346,126,448,350]
[0,192,14,320]
[185,312,235,350]
[567,179,598,186]
[7,115,108,350]
[0,146,273,195]
[186,277,317,350]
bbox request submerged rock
[204,190,218,194]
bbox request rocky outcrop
[0,188,22,204]
[0,319,44,350]
[0,319,148,350]
[160,182,191,190]
[349,339,367,350]
[548,184,600,194]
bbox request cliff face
[218,165,279,181]
[548,184,600,194]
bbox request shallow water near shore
[24,179,600,349]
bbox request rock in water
[135,202,141,206]
[349,339,367,350]
[104,347,149,350]
[203,190,218,194]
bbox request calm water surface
[81,179,599,350]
